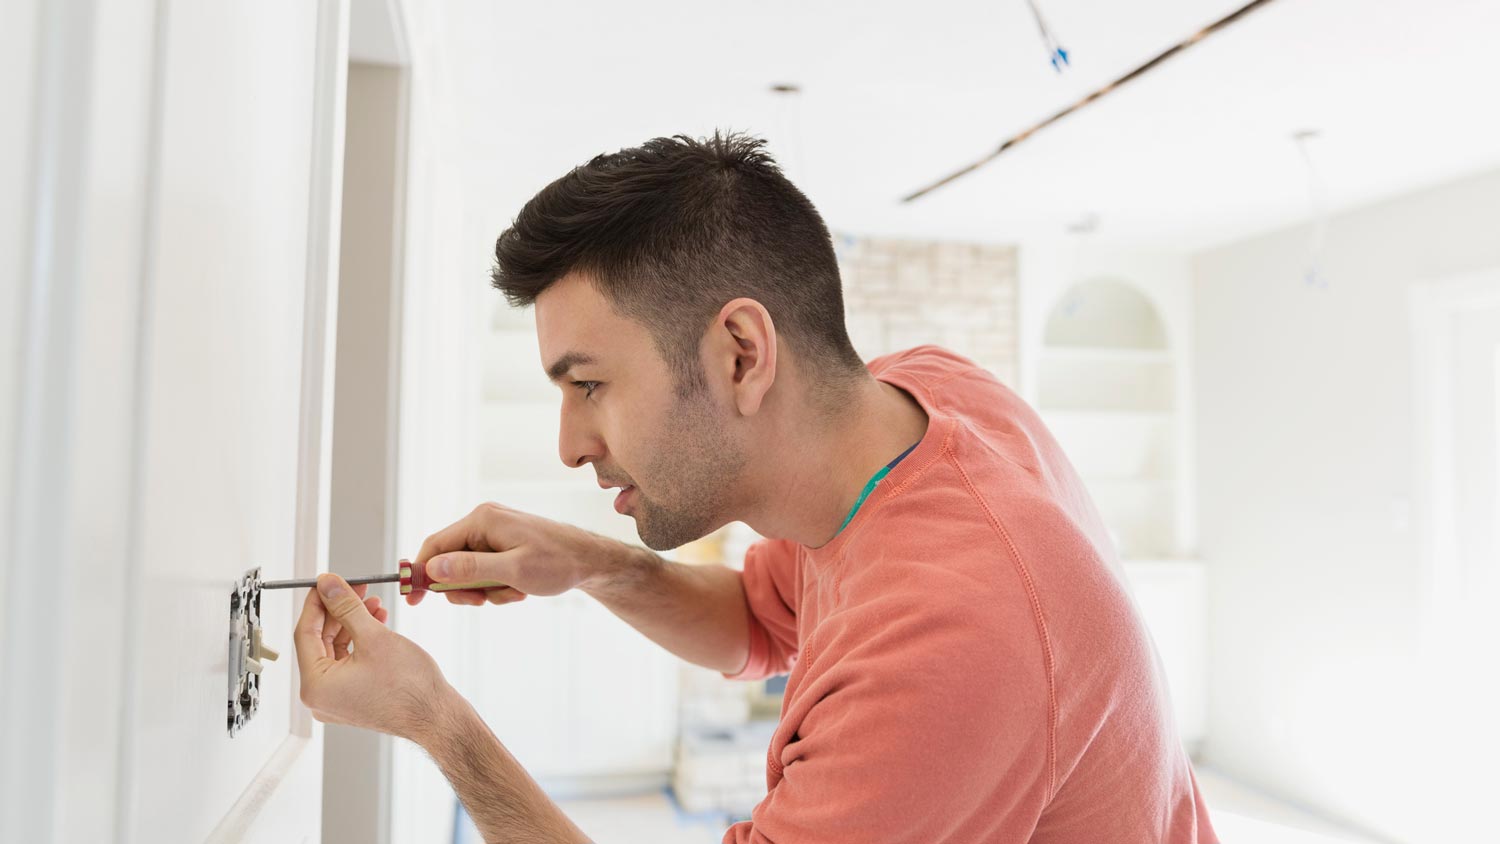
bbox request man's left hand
[294,573,457,743]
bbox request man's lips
[612,484,636,515]
[597,477,636,514]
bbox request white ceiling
[444,0,1500,251]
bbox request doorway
[326,1,411,841]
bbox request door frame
[323,2,414,843]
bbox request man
[295,132,1219,843]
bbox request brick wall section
[833,234,1020,387]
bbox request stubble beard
[631,384,747,551]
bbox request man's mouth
[612,484,636,515]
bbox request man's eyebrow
[545,351,597,383]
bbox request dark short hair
[491,131,864,393]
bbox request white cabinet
[565,595,680,781]
[469,590,680,793]
[1122,560,1208,752]
[1037,278,1181,559]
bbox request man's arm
[408,503,755,676]
[579,541,752,675]
[418,691,591,844]
[296,574,594,843]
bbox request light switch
[251,627,280,663]
[227,567,266,737]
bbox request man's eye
[572,380,601,398]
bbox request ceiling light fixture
[769,83,806,180]
[1293,129,1329,290]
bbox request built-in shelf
[1040,409,1173,420]
[1041,345,1172,364]
[1040,278,1180,560]
[1037,351,1173,413]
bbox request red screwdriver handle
[398,558,508,596]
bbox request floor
[453,765,1387,844]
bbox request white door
[1,1,347,841]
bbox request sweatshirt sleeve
[720,538,802,682]
[721,590,1053,843]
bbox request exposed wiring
[904,0,1282,203]
[1024,0,1071,72]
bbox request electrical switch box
[228,567,279,736]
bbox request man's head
[491,132,864,549]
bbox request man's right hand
[408,502,614,607]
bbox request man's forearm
[579,540,752,675]
[418,690,591,844]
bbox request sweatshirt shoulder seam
[945,447,1059,802]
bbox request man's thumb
[317,574,380,636]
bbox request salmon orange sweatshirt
[720,345,1218,844]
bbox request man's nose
[558,404,604,469]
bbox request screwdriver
[260,558,507,596]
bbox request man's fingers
[426,550,517,587]
[414,511,473,569]
[316,574,384,641]
[321,585,365,649]
[332,596,385,657]
[485,587,527,605]
[441,587,525,607]
[414,503,504,571]
[332,627,353,658]
[294,585,332,668]
[444,590,488,607]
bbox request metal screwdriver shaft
[259,559,508,596]
[261,573,400,590]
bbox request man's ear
[711,298,777,416]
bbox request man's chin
[634,510,729,552]
[635,525,676,552]
[638,534,675,552]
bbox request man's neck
[742,373,929,549]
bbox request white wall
[3,1,349,840]
[1192,168,1500,842]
